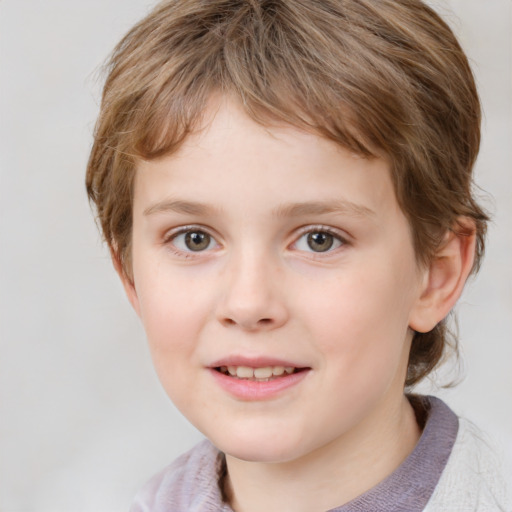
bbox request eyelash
[293,225,348,254]
[163,225,219,258]
[162,224,349,258]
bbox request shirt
[130,396,510,511]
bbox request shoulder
[129,439,231,512]
[425,415,511,511]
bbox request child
[86,0,510,510]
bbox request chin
[225,445,299,464]
[210,427,309,464]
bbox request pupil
[185,231,210,251]
[307,232,333,252]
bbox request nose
[215,250,289,332]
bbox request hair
[86,0,488,386]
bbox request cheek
[134,274,212,412]
[132,262,213,369]
[300,279,413,430]
[302,266,414,378]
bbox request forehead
[134,98,397,216]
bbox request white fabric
[424,418,511,511]
[130,401,511,511]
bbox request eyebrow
[272,200,376,219]
[143,199,219,217]
[143,198,375,218]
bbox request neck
[224,394,421,512]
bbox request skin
[119,97,475,511]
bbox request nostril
[221,316,274,329]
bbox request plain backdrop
[0,1,510,510]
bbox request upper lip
[208,355,308,369]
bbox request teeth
[236,366,254,379]
[253,367,273,379]
[220,365,297,380]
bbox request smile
[216,365,297,381]
[210,363,311,400]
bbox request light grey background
[0,1,510,510]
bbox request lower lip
[209,369,310,400]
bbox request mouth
[214,365,308,382]
[209,359,311,399]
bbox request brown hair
[86,0,488,386]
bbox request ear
[409,219,476,333]
[111,247,141,317]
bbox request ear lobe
[409,220,476,333]
[111,248,141,317]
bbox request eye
[294,230,344,253]
[170,229,217,253]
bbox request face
[126,98,426,464]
